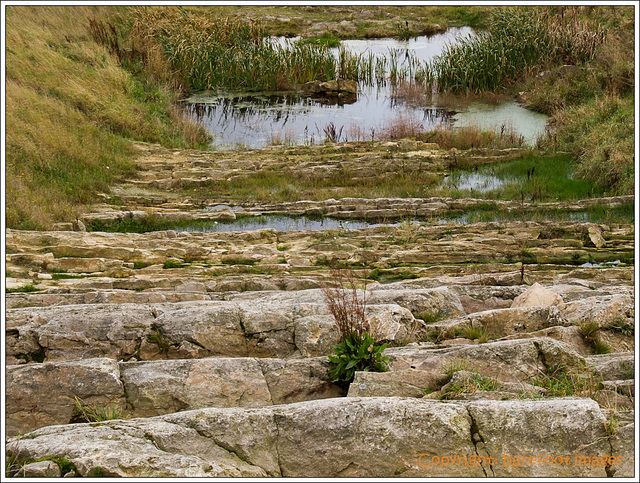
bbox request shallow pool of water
[441,171,509,193]
[173,215,405,233]
[452,101,549,146]
[185,29,549,149]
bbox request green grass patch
[162,259,185,269]
[299,35,341,48]
[51,273,85,280]
[415,310,446,325]
[6,284,38,293]
[458,325,489,343]
[440,372,501,399]
[532,369,601,398]
[608,318,634,337]
[441,153,606,202]
[221,257,256,266]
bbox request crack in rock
[465,406,494,477]
[272,412,285,478]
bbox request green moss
[6,284,38,293]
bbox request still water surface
[185,29,548,149]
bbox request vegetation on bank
[5,6,211,230]
[425,6,634,195]
[184,4,490,39]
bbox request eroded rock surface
[8,398,629,478]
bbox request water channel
[184,28,549,149]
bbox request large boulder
[6,355,344,436]
[7,398,627,478]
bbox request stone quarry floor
[5,141,635,478]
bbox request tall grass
[131,9,339,91]
[546,95,634,195]
[129,8,442,92]
[425,7,606,93]
[5,6,211,229]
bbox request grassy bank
[5,6,211,230]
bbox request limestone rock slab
[6,358,125,436]
[7,398,626,478]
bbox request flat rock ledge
[6,397,631,478]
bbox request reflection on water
[452,101,549,146]
[173,215,405,233]
[185,29,473,148]
[442,171,508,193]
[186,28,548,149]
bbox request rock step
[8,338,629,436]
[586,352,635,381]
[78,195,635,224]
[6,356,343,436]
[6,272,633,309]
[6,287,469,363]
[7,221,634,277]
[6,284,633,363]
[6,397,633,477]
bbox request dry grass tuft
[322,269,382,341]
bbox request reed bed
[130,8,437,92]
[425,7,606,93]
[132,9,339,91]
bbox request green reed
[133,9,436,92]
[134,10,340,91]
[425,8,606,93]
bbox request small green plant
[147,327,171,353]
[441,372,501,399]
[608,318,634,337]
[49,457,77,477]
[323,269,389,384]
[416,310,444,324]
[618,361,634,380]
[532,369,601,398]
[605,413,620,437]
[419,359,473,396]
[579,320,600,342]
[579,321,611,354]
[162,259,184,269]
[444,360,471,379]
[51,273,84,280]
[395,20,414,41]
[592,339,612,355]
[327,331,389,384]
[221,257,256,266]
[72,396,122,423]
[459,325,489,343]
[5,451,20,478]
